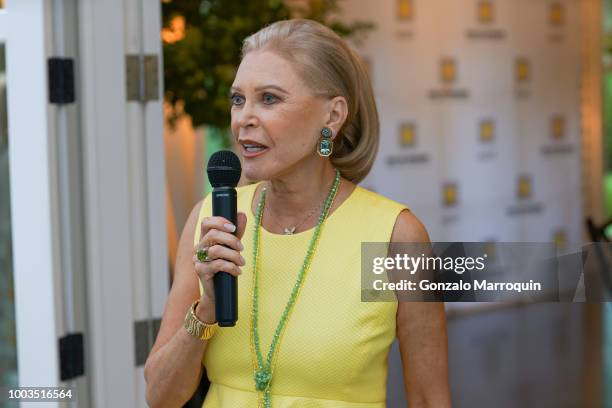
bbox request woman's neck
[264,161,337,220]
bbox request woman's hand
[192,212,248,302]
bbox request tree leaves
[162,0,374,128]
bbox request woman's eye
[262,93,279,105]
[230,94,245,106]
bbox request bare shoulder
[391,208,430,244]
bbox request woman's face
[230,50,330,181]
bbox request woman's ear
[325,96,348,139]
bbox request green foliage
[162,0,374,128]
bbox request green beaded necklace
[249,169,341,408]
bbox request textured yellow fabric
[193,181,408,407]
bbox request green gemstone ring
[196,247,209,263]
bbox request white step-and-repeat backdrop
[344,0,582,246]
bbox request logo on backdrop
[478,0,493,23]
[441,57,456,83]
[386,122,431,166]
[550,2,564,25]
[515,57,532,98]
[517,174,532,200]
[400,122,416,147]
[516,58,530,82]
[507,174,544,215]
[442,182,459,207]
[480,119,494,143]
[429,57,469,99]
[548,2,565,42]
[477,118,497,160]
[395,0,415,39]
[441,181,460,224]
[397,0,413,21]
[553,228,567,251]
[541,114,576,156]
[466,0,506,40]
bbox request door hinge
[59,332,85,381]
[48,57,75,104]
[126,54,159,103]
[134,318,161,366]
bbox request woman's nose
[236,100,259,128]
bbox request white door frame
[4,0,63,401]
[3,0,167,406]
[78,0,167,406]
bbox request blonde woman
[145,19,451,408]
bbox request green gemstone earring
[318,127,333,157]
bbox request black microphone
[207,150,241,327]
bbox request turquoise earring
[318,127,333,157]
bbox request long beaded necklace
[249,169,341,408]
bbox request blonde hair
[241,19,379,184]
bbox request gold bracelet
[184,299,219,340]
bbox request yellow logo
[516,58,530,82]
[517,175,532,200]
[551,115,565,140]
[441,57,456,84]
[553,229,566,250]
[550,2,564,26]
[478,1,494,23]
[397,0,413,21]
[443,182,458,206]
[480,119,494,142]
[399,123,416,147]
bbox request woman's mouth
[241,143,269,158]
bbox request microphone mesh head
[207,150,242,187]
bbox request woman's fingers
[194,214,248,297]
[200,215,240,239]
[200,244,245,267]
[194,258,242,278]
[198,228,243,252]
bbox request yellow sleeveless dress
[193,181,408,407]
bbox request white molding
[142,0,168,321]
[5,0,61,398]
[124,1,168,405]
[78,0,137,406]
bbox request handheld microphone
[207,150,242,327]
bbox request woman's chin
[241,166,266,183]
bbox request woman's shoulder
[353,185,429,243]
[351,185,410,215]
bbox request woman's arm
[392,209,452,408]
[144,200,214,408]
